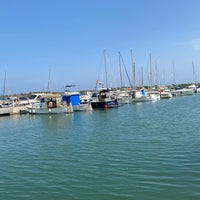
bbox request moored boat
[62,85,92,112]
[174,88,194,96]
[90,88,119,109]
[146,90,161,101]
[132,89,152,102]
[116,90,132,104]
[160,91,173,99]
[27,94,71,114]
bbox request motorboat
[27,94,71,114]
[90,88,119,109]
[62,85,92,112]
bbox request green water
[0,95,200,200]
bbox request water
[0,94,200,200]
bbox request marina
[0,93,200,200]
[1,1,200,199]
[1,83,199,116]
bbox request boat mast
[155,62,158,87]
[119,51,123,88]
[172,61,176,85]
[138,67,141,88]
[119,52,132,88]
[3,70,6,97]
[149,53,152,88]
[162,69,166,86]
[103,49,108,88]
[192,61,196,84]
[141,66,144,88]
[47,67,51,92]
[131,49,136,89]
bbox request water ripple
[1,95,200,199]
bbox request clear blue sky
[1,0,200,94]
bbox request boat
[0,97,28,115]
[0,106,13,116]
[90,88,119,109]
[0,71,27,115]
[196,87,200,93]
[132,88,161,102]
[186,84,197,93]
[116,89,132,104]
[117,52,133,104]
[146,90,161,101]
[80,92,92,104]
[28,93,46,104]
[90,51,119,108]
[159,87,173,99]
[173,88,194,96]
[27,94,71,114]
[160,90,172,99]
[62,85,92,112]
[18,96,30,105]
[132,89,152,102]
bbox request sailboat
[116,51,132,104]
[146,53,160,101]
[132,53,160,102]
[90,50,119,109]
[0,70,28,115]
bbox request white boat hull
[175,89,194,96]
[132,96,152,102]
[27,106,69,114]
[160,91,172,99]
[27,96,72,114]
[73,103,93,112]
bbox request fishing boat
[62,85,92,112]
[27,94,71,114]
[90,88,119,109]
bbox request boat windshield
[92,93,98,97]
[29,95,37,100]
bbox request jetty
[0,105,27,116]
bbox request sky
[1,0,200,94]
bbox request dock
[0,105,27,116]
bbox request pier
[0,105,27,116]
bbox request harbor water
[0,94,200,200]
